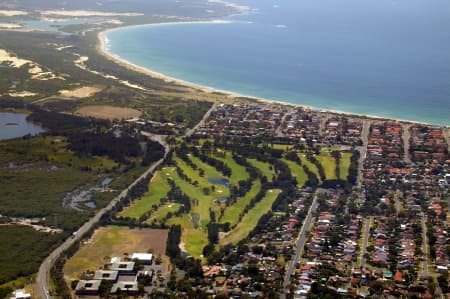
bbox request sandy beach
[96,22,440,127]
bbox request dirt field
[74,105,142,120]
[64,226,169,280]
[59,86,103,98]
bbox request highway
[281,189,322,298]
[37,135,170,299]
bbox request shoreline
[97,22,447,128]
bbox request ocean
[104,0,450,125]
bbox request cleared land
[58,86,103,98]
[64,226,169,280]
[74,105,142,120]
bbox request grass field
[220,189,281,245]
[118,170,170,219]
[64,226,169,280]
[220,179,262,226]
[248,159,274,181]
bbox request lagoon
[105,0,450,125]
[0,112,45,140]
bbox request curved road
[37,135,170,299]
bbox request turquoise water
[23,19,89,33]
[0,112,45,140]
[105,0,450,125]
[208,178,230,187]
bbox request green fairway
[317,154,337,180]
[220,179,262,226]
[167,214,208,258]
[340,152,352,180]
[282,159,308,186]
[299,154,321,182]
[146,202,182,224]
[214,152,249,184]
[220,189,281,245]
[248,159,274,181]
[119,170,170,219]
[189,155,226,180]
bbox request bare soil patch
[64,226,168,280]
[74,105,141,120]
[59,86,103,98]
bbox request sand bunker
[75,105,142,120]
[59,86,102,98]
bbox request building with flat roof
[10,289,31,299]
[131,253,153,264]
[111,276,139,294]
[75,280,101,295]
[93,270,119,281]
[110,261,136,275]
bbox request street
[281,189,322,297]
[359,216,372,268]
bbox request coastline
[97,22,446,127]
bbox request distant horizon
[104,0,450,126]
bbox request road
[443,128,450,152]
[402,124,412,164]
[185,103,218,137]
[275,108,292,137]
[359,217,372,268]
[31,95,78,104]
[421,215,429,276]
[281,189,322,297]
[357,120,371,189]
[37,136,170,299]
[394,190,403,215]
